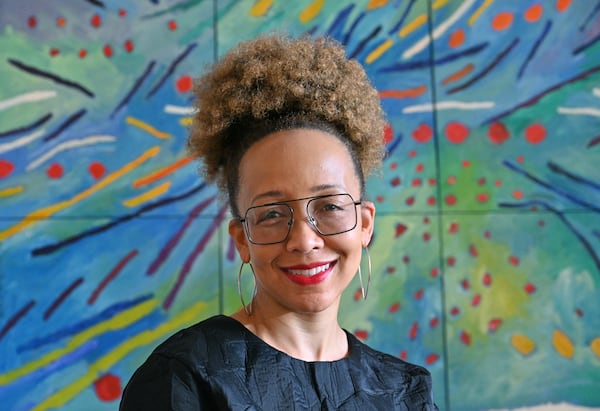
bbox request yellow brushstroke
[432,0,450,9]
[0,146,160,241]
[553,329,574,359]
[179,117,193,126]
[366,38,393,64]
[367,0,388,10]
[0,299,157,385]
[510,334,536,356]
[249,0,273,16]
[468,0,494,26]
[126,116,171,139]
[31,301,208,411]
[591,337,600,358]
[0,185,24,198]
[399,14,427,38]
[123,181,172,207]
[299,0,324,24]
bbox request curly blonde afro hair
[187,34,386,215]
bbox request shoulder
[347,332,435,397]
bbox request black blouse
[120,315,438,410]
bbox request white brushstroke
[164,104,196,115]
[26,135,116,170]
[489,403,600,411]
[0,129,46,154]
[557,106,600,117]
[0,91,57,112]
[402,0,478,60]
[592,87,600,98]
[403,100,494,113]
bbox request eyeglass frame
[237,193,363,245]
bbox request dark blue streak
[326,4,355,39]
[518,20,552,79]
[349,26,382,59]
[111,60,156,119]
[580,2,600,31]
[378,42,488,72]
[448,38,519,94]
[31,183,206,256]
[499,200,600,273]
[0,113,52,138]
[17,294,153,353]
[8,59,95,98]
[342,11,366,46]
[384,133,403,159]
[503,160,600,213]
[85,0,105,7]
[388,0,416,35]
[573,31,600,55]
[548,161,600,191]
[146,43,197,99]
[43,109,86,142]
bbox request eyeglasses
[239,193,361,245]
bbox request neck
[231,301,348,362]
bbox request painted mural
[1,1,599,410]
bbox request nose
[285,213,323,253]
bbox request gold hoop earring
[358,247,372,300]
[238,262,256,315]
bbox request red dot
[411,178,422,187]
[469,244,478,257]
[460,330,471,345]
[525,123,546,144]
[430,317,439,328]
[415,163,424,172]
[395,223,408,238]
[524,283,537,294]
[386,266,396,274]
[388,302,401,313]
[376,195,384,203]
[47,163,64,179]
[450,306,460,316]
[408,150,417,157]
[471,294,481,306]
[461,279,470,290]
[400,350,408,360]
[176,75,193,93]
[94,374,122,402]
[476,193,489,203]
[405,196,415,206]
[524,4,543,22]
[0,160,15,178]
[482,272,492,286]
[445,121,469,144]
[517,155,525,163]
[425,353,439,365]
[79,49,87,58]
[492,12,514,31]
[118,9,127,17]
[88,162,106,179]
[445,194,457,206]
[423,232,431,241]
[353,289,363,301]
[28,16,37,28]
[509,255,520,266]
[430,267,439,277]
[412,123,433,143]
[414,289,424,300]
[91,14,102,28]
[391,177,401,186]
[428,178,436,186]
[124,39,134,53]
[57,16,66,27]
[389,162,398,170]
[448,222,459,233]
[488,318,503,332]
[409,322,419,339]
[489,121,510,144]
[462,160,471,168]
[50,48,60,57]
[168,20,178,30]
[447,175,456,185]
[354,330,368,340]
[104,45,113,58]
[427,196,436,206]
[447,256,456,267]
[383,124,394,144]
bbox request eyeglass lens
[244,194,358,244]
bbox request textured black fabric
[120,315,438,410]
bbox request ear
[229,219,250,263]
[359,200,375,248]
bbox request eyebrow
[250,184,346,205]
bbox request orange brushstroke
[367,0,388,10]
[379,85,427,99]
[133,156,192,188]
[441,63,475,85]
[553,329,574,359]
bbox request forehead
[237,128,360,205]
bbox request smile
[286,263,331,277]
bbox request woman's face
[229,128,375,315]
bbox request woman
[120,34,437,410]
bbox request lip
[281,261,337,286]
